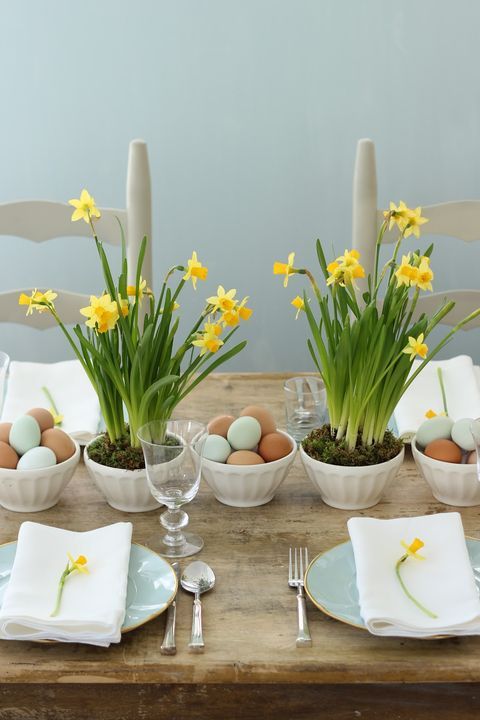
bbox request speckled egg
[0,423,12,444]
[239,406,276,436]
[41,428,76,463]
[227,416,262,451]
[227,450,265,465]
[207,415,235,438]
[17,446,56,470]
[0,441,18,469]
[424,438,462,463]
[451,418,476,452]
[26,407,54,433]
[9,415,41,455]
[416,416,454,448]
[258,432,292,462]
[467,451,477,464]
[203,434,232,463]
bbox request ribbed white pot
[202,431,297,507]
[300,444,404,510]
[84,444,160,513]
[0,441,80,512]
[412,438,480,507]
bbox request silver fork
[288,547,312,647]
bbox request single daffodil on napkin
[51,553,89,617]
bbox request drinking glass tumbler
[138,419,207,558]
[284,376,327,442]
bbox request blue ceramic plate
[305,537,480,631]
[0,541,177,633]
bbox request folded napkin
[348,513,480,637]
[0,522,132,646]
[393,355,480,440]
[1,360,101,443]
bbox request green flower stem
[437,367,448,415]
[41,386,60,418]
[50,562,70,617]
[395,556,438,619]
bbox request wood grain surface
[1,373,480,718]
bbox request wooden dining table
[1,373,480,720]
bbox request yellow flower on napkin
[395,539,437,619]
[51,553,89,617]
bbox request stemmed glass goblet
[138,419,207,558]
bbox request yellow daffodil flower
[117,295,129,318]
[18,289,57,315]
[51,553,89,617]
[395,538,436,618]
[80,293,119,333]
[327,260,365,287]
[425,409,446,419]
[291,295,305,319]
[183,251,208,290]
[336,249,361,267]
[51,410,64,426]
[221,297,253,326]
[192,321,224,355]
[403,333,428,361]
[237,297,253,321]
[68,189,101,224]
[415,256,434,292]
[403,206,429,239]
[383,201,411,232]
[67,552,89,574]
[126,276,153,305]
[395,254,418,288]
[207,286,237,313]
[273,252,296,288]
[400,538,425,559]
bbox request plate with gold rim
[0,541,177,634]
[305,537,480,632]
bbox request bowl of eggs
[201,405,296,507]
[412,415,480,507]
[0,408,79,512]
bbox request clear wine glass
[137,419,207,558]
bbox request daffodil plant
[274,201,480,452]
[20,190,251,449]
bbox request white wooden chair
[0,139,152,328]
[352,138,480,328]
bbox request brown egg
[424,439,462,464]
[207,414,235,438]
[26,408,54,433]
[240,405,276,436]
[227,450,265,465]
[41,428,75,463]
[0,423,12,444]
[0,441,18,469]
[467,451,477,464]
[258,432,293,462]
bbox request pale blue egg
[415,416,453,448]
[204,434,231,463]
[17,446,56,470]
[227,416,262,451]
[451,418,476,452]
[9,416,41,455]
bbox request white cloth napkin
[393,355,480,440]
[0,522,132,646]
[1,360,101,443]
[348,513,480,637]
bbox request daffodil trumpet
[395,539,437,619]
[50,553,89,617]
[20,190,251,449]
[274,201,480,451]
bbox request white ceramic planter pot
[84,444,160,513]
[300,444,405,510]
[201,431,297,507]
[412,438,480,507]
[0,441,80,512]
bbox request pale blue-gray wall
[1,0,479,370]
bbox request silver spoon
[181,561,215,653]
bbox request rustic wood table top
[2,373,480,718]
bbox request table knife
[161,562,181,655]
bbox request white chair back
[0,139,152,328]
[352,138,480,328]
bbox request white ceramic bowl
[300,443,404,510]
[201,431,297,507]
[412,437,480,507]
[84,445,160,512]
[0,441,80,512]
